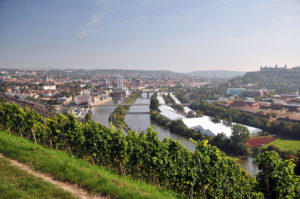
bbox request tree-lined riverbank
[109,92,140,130]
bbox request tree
[150,97,159,111]
[223,117,232,127]
[210,133,230,152]
[211,116,221,123]
[196,110,204,117]
[229,124,250,155]
[255,151,299,199]
[171,104,184,113]
[187,111,196,118]
[169,120,187,135]
[85,113,92,122]
[230,124,250,144]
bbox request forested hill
[229,68,300,93]
[188,70,246,79]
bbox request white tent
[158,105,186,121]
[170,93,181,104]
[157,94,165,105]
[182,116,262,137]
[183,107,192,114]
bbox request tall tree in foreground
[256,151,299,199]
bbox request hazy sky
[0,0,300,72]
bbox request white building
[117,75,124,91]
[226,88,246,96]
[81,89,90,95]
[42,85,56,90]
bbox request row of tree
[162,93,176,104]
[0,102,298,198]
[174,89,190,104]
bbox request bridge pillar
[147,92,150,98]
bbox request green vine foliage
[194,140,264,198]
[256,151,299,199]
[1,101,298,198]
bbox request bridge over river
[126,112,150,114]
[94,103,191,107]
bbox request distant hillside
[229,68,300,93]
[87,69,187,78]
[188,70,246,79]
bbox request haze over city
[0,0,300,72]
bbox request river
[93,93,258,176]
[92,100,115,127]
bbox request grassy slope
[264,139,300,153]
[0,157,76,199]
[0,131,185,199]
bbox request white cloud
[79,14,101,38]
[88,14,101,26]
[79,29,96,38]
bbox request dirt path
[0,153,110,199]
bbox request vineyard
[0,101,298,198]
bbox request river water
[93,93,258,176]
[93,100,115,127]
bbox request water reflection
[236,156,258,177]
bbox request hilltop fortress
[260,65,300,72]
[260,64,287,72]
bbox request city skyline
[1,0,300,72]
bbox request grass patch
[0,157,76,199]
[0,131,185,199]
[264,139,300,153]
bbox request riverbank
[150,110,205,141]
[109,92,140,130]
[92,97,112,106]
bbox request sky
[0,0,300,73]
